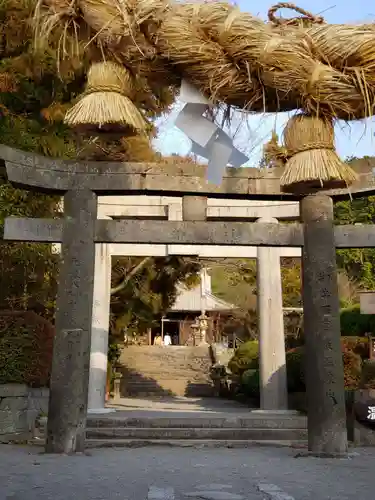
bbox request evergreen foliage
[334,193,375,291]
[0,0,197,335]
[1,0,375,343]
[0,310,54,386]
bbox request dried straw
[267,3,324,27]
[78,0,168,44]
[32,1,375,120]
[262,131,288,169]
[308,24,375,72]
[155,3,260,107]
[77,0,129,37]
[195,3,268,66]
[64,61,147,133]
[256,5,370,118]
[280,114,357,192]
[33,0,83,57]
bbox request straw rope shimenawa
[279,114,358,192]
[64,61,147,133]
[33,0,375,118]
[33,0,375,191]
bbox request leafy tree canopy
[334,157,375,291]
[0,0,199,331]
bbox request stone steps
[124,374,210,380]
[119,346,214,397]
[36,413,307,449]
[88,415,307,429]
[86,427,307,440]
[122,380,212,397]
[79,438,308,449]
[124,377,211,385]
[31,437,308,449]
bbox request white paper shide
[175,80,249,184]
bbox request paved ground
[104,396,257,418]
[1,444,375,500]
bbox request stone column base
[294,451,356,459]
[251,409,300,415]
[87,408,116,415]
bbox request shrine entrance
[57,195,301,409]
[3,145,375,456]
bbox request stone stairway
[35,412,307,449]
[119,346,214,397]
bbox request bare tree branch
[110,256,152,295]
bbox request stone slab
[0,384,29,398]
[84,427,307,441]
[0,431,32,443]
[183,491,244,499]
[195,485,233,491]
[257,483,295,500]
[359,292,375,314]
[294,451,357,459]
[0,397,28,412]
[82,438,307,449]
[0,384,49,436]
[148,486,175,500]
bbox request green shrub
[241,369,260,398]
[340,305,375,336]
[108,342,121,366]
[228,340,259,375]
[0,310,54,387]
[228,335,366,397]
[286,346,361,392]
[286,347,305,393]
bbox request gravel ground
[1,444,375,500]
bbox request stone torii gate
[2,145,375,456]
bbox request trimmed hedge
[234,337,366,398]
[286,347,305,393]
[0,310,54,387]
[228,340,258,375]
[241,369,259,398]
[340,305,375,336]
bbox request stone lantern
[197,312,209,346]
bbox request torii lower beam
[5,217,375,248]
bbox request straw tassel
[64,61,147,134]
[280,114,357,193]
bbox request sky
[153,0,375,167]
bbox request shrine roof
[171,284,236,313]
